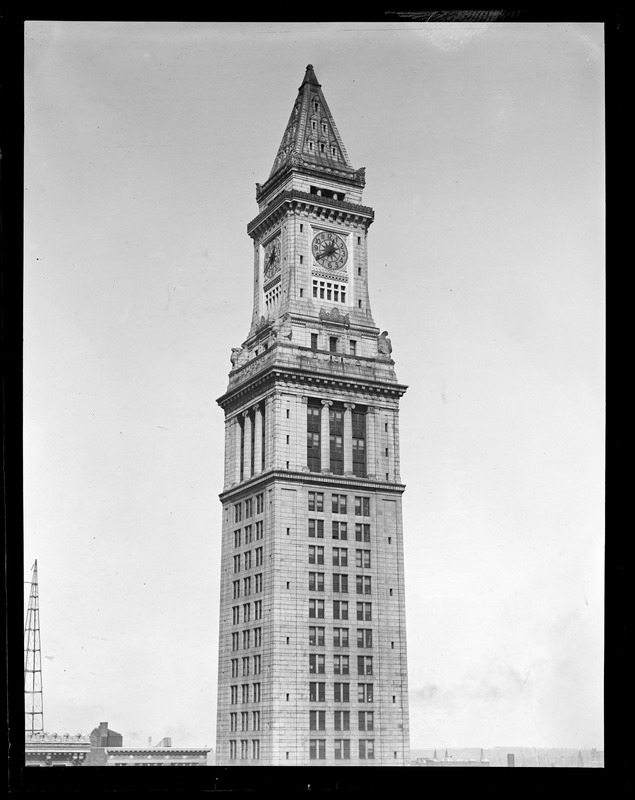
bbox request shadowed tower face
[215,65,410,766]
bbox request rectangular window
[243,577,251,596]
[334,739,351,760]
[356,575,372,595]
[234,503,242,523]
[243,603,251,623]
[333,574,349,593]
[357,629,373,648]
[245,498,253,518]
[252,739,260,760]
[253,655,261,675]
[255,547,263,566]
[334,682,350,703]
[232,606,240,625]
[254,600,262,620]
[256,493,264,514]
[242,656,250,677]
[334,710,350,731]
[244,551,252,570]
[252,710,260,731]
[358,711,374,731]
[349,340,357,356]
[230,685,239,704]
[234,529,241,548]
[309,599,325,619]
[310,333,318,351]
[255,520,263,540]
[308,545,325,565]
[307,402,321,472]
[232,632,239,651]
[242,684,249,704]
[309,626,325,646]
[253,628,262,647]
[253,682,261,702]
[357,602,372,622]
[309,710,326,731]
[333,600,349,620]
[309,572,325,592]
[352,409,366,477]
[332,494,347,514]
[242,630,250,649]
[244,524,252,543]
[357,656,373,676]
[359,739,375,760]
[332,547,348,567]
[241,711,249,731]
[354,496,370,516]
[309,682,326,702]
[329,406,344,474]
[308,491,324,512]
[255,573,263,592]
[230,712,238,731]
[231,658,239,678]
[233,580,240,599]
[355,523,371,542]
[309,739,326,760]
[334,655,349,675]
[333,627,349,648]
[332,521,348,540]
[308,519,324,538]
[233,554,241,573]
[241,739,249,759]
[358,683,374,703]
[355,549,371,569]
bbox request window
[332,547,348,567]
[243,603,251,623]
[309,710,326,730]
[241,711,249,730]
[354,496,370,516]
[309,626,325,646]
[230,712,238,731]
[242,684,249,703]
[359,739,375,760]
[349,340,357,356]
[333,600,348,620]
[234,503,242,523]
[357,656,373,675]
[308,492,324,512]
[241,656,250,676]
[243,577,251,596]
[233,580,240,599]
[232,606,240,625]
[308,519,324,538]
[254,628,262,647]
[307,402,321,472]
[245,498,253,518]
[252,740,260,760]
[357,602,372,622]
[244,524,252,543]
[255,521,263,540]
[254,600,262,620]
[333,654,349,675]
[309,682,326,702]
[253,682,261,702]
[233,555,241,573]
[329,406,344,474]
[234,529,241,548]
[311,333,318,351]
[253,655,261,675]
[309,545,324,565]
[357,629,373,648]
[230,685,239,704]
[333,627,349,648]
[355,524,371,542]
[329,337,338,353]
[309,739,326,760]
[334,682,350,702]
[241,739,249,759]
[309,572,325,592]
[255,547,263,566]
[358,683,374,703]
[229,740,237,759]
[242,630,250,649]
[252,711,260,731]
[356,575,372,595]
[244,551,252,570]
[256,493,263,514]
[332,521,348,540]
[332,494,347,514]
[334,739,351,760]
[232,632,239,651]
[333,574,348,593]
[358,711,374,731]
[312,279,346,304]
[334,710,350,731]
[356,550,371,569]
[255,573,263,592]
[309,599,325,619]
[231,658,239,678]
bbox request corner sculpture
[377,331,392,357]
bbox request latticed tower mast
[24,560,44,734]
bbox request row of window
[231,628,262,650]
[309,546,371,568]
[231,655,262,677]
[230,683,262,704]
[309,574,372,594]
[309,334,359,356]
[228,739,260,760]
[309,682,374,703]
[232,601,263,625]
[232,574,263,598]
[233,522,264,548]
[234,494,265,524]
[308,492,370,515]
[229,711,260,731]
[311,739,375,760]
[310,600,372,620]
[309,521,371,541]
[233,548,264,572]
[311,711,375,731]
[309,654,373,675]
[307,405,367,476]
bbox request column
[263,394,274,472]
[253,404,263,476]
[234,414,243,485]
[366,406,377,479]
[243,409,253,479]
[343,403,355,475]
[300,396,309,472]
[392,409,401,482]
[320,400,332,473]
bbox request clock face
[312,230,348,271]
[263,237,281,279]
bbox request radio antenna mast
[25,560,44,734]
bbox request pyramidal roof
[269,64,354,178]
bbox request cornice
[247,190,374,240]
[219,468,406,502]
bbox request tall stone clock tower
[215,65,410,766]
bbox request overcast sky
[23,21,604,750]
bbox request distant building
[84,721,123,765]
[414,748,490,767]
[25,732,91,767]
[82,721,211,766]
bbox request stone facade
[215,66,410,766]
